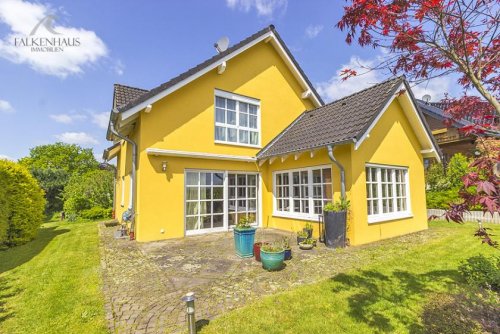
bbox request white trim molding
[146,148,256,162]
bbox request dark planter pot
[234,227,256,258]
[260,249,285,271]
[323,211,347,248]
[303,228,313,238]
[297,236,307,245]
[254,242,263,262]
[284,248,292,260]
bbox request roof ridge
[306,75,404,114]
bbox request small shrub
[80,207,112,220]
[324,198,351,212]
[458,254,500,291]
[426,189,461,209]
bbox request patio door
[184,170,259,235]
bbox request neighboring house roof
[113,84,149,109]
[416,100,469,128]
[114,24,323,117]
[257,76,441,161]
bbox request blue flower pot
[284,248,292,260]
[260,249,285,271]
[234,227,256,258]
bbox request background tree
[338,0,499,245]
[19,143,98,216]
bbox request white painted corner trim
[146,148,256,162]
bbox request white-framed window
[273,166,332,220]
[365,164,411,223]
[228,173,258,227]
[214,89,260,147]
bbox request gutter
[327,144,346,199]
[108,108,138,240]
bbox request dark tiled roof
[115,25,323,113]
[113,84,149,109]
[416,100,469,127]
[257,77,405,159]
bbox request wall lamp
[161,161,168,172]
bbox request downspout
[109,119,138,240]
[327,144,345,199]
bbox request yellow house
[103,25,441,245]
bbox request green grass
[200,221,500,334]
[0,220,108,334]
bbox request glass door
[228,173,258,228]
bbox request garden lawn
[0,220,107,334]
[200,221,500,334]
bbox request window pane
[186,202,199,216]
[249,115,257,129]
[248,187,256,198]
[366,167,371,182]
[216,108,225,123]
[248,199,256,210]
[313,169,321,183]
[228,128,237,142]
[213,173,224,185]
[227,99,236,110]
[213,187,223,199]
[323,184,332,199]
[248,175,256,185]
[227,110,236,125]
[239,113,248,127]
[301,171,308,184]
[238,102,248,113]
[213,201,223,214]
[237,174,246,185]
[239,130,249,143]
[323,169,332,183]
[202,215,211,229]
[215,96,225,108]
[249,104,257,115]
[215,126,226,141]
[313,185,322,198]
[229,174,236,185]
[199,201,211,214]
[186,187,198,200]
[229,187,235,199]
[186,217,199,230]
[186,172,198,185]
[213,214,223,228]
[200,187,211,200]
[250,132,258,145]
[228,213,236,226]
[200,173,211,185]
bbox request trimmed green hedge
[426,189,461,210]
[0,159,45,248]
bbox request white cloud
[0,154,14,161]
[0,0,108,78]
[226,0,287,17]
[55,132,98,146]
[410,76,452,102]
[316,56,385,102]
[49,112,86,124]
[305,25,323,39]
[90,111,109,129]
[113,59,124,76]
[0,99,15,113]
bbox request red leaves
[340,68,358,81]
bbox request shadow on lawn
[0,226,69,274]
[330,268,459,333]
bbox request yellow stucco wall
[131,41,314,242]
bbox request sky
[0,0,462,161]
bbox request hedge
[0,159,45,248]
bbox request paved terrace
[99,224,439,334]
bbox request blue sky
[0,0,459,161]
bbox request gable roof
[115,25,323,118]
[416,100,469,128]
[113,84,149,109]
[257,77,441,161]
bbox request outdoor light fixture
[182,292,196,334]
[161,161,168,172]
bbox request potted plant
[253,241,268,262]
[282,237,292,260]
[303,222,313,238]
[233,215,256,258]
[323,198,350,248]
[299,238,315,250]
[296,230,308,245]
[260,242,285,271]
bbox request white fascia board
[354,83,441,163]
[146,148,256,162]
[120,31,321,121]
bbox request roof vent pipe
[109,121,137,239]
[327,144,346,199]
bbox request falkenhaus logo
[13,15,80,52]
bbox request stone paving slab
[99,224,439,334]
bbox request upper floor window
[366,164,411,223]
[214,90,260,147]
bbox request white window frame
[184,169,262,236]
[365,163,412,224]
[214,89,261,148]
[272,165,333,221]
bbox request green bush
[80,207,112,220]
[63,170,113,214]
[0,160,45,248]
[426,189,461,209]
[458,255,500,291]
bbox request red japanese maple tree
[337,0,499,246]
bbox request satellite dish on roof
[422,94,432,104]
[214,36,229,53]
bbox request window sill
[273,211,322,222]
[215,140,261,149]
[368,212,413,224]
